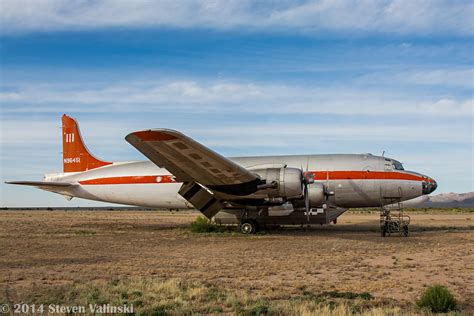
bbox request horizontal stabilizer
[6,181,77,199]
[6,181,73,187]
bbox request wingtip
[127,130,178,142]
[6,181,29,185]
[5,181,22,185]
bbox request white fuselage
[44,154,435,209]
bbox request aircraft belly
[78,183,189,208]
[214,207,347,226]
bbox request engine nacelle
[307,182,326,207]
[253,167,304,199]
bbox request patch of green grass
[190,216,224,233]
[417,285,457,313]
[205,287,226,302]
[300,289,374,301]
[138,304,168,316]
[86,286,108,305]
[321,291,374,300]
[241,303,272,316]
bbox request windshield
[393,161,404,170]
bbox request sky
[0,0,473,207]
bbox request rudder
[62,114,112,172]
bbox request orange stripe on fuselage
[79,171,428,185]
[309,171,427,182]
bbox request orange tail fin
[62,114,112,173]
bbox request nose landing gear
[381,214,410,237]
[380,197,410,237]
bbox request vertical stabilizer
[62,114,112,172]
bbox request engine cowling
[253,167,304,199]
[307,182,326,207]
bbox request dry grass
[0,209,472,315]
[0,277,422,315]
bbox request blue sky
[0,0,473,207]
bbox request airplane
[7,114,437,234]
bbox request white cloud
[1,80,472,117]
[358,68,474,88]
[0,0,472,35]
[0,118,135,146]
[402,69,474,87]
[1,117,470,147]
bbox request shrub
[416,285,457,313]
[242,303,271,316]
[190,216,222,233]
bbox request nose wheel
[240,220,258,234]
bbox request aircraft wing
[125,129,261,196]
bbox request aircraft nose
[422,177,437,194]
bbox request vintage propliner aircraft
[8,115,437,234]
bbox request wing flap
[178,182,223,218]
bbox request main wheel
[381,222,388,237]
[403,225,409,237]
[240,220,257,234]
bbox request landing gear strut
[240,220,258,234]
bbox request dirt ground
[0,209,473,314]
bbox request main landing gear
[240,219,258,234]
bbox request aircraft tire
[240,220,257,234]
[403,225,409,237]
[381,223,388,237]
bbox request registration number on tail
[64,158,81,163]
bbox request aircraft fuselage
[44,153,436,209]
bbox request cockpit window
[393,161,404,170]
